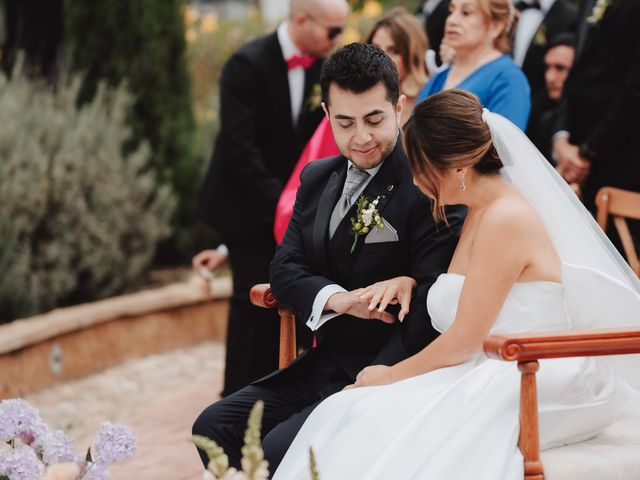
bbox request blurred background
[0,0,414,325]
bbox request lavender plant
[193,401,321,480]
[0,61,176,323]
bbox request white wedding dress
[273,109,640,480]
[273,265,623,480]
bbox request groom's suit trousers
[192,349,351,472]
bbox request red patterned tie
[287,54,316,71]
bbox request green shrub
[0,64,175,323]
[63,0,197,263]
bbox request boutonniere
[350,194,384,253]
[587,0,611,25]
[305,83,322,112]
[533,23,547,47]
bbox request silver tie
[329,167,370,238]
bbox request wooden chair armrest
[484,327,640,361]
[249,283,278,309]
[483,327,640,480]
[249,283,297,368]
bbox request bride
[273,90,640,479]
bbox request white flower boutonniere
[587,0,611,25]
[305,83,322,113]
[350,194,384,253]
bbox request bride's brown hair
[403,89,502,222]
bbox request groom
[193,43,464,473]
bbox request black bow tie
[515,0,541,11]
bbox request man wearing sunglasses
[198,0,349,400]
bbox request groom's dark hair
[320,43,400,108]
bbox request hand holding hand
[553,137,590,184]
[344,365,394,389]
[359,276,417,322]
[326,291,395,324]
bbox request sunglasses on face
[306,12,344,41]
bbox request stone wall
[0,276,231,398]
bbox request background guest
[197,0,349,397]
[366,8,429,125]
[526,33,575,162]
[513,0,578,99]
[417,0,451,65]
[417,0,531,130]
[274,7,429,244]
[552,0,640,251]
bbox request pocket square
[364,217,399,244]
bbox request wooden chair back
[595,187,640,275]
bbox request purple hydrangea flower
[82,463,112,480]
[0,398,47,446]
[0,444,45,480]
[93,422,137,465]
[42,429,77,464]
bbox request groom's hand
[326,291,395,323]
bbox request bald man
[198,0,349,398]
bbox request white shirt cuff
[306,284,347,331]
[552,130,570,144]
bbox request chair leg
[518,360,544,480]
[278,307,297,368]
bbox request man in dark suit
[526,33,575,161]
[418,0,450,65]
[513,0,578,100]
[553,0,640,243]
[193,43,463,473]
[198,0,349,397]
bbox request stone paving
[25,341,225,480]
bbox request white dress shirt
[277,22,305,126]
[513,0,556,67]
[307,160,384,331]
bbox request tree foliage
[64,0,197,261]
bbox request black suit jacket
[269,141,464,379]
[422,0,450,66]
[559,0,640,205]
[199,31,325,241]
[521,0,578,99]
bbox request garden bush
[0,64,175,323]
[63,0,198,262]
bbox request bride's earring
[459,175,466,191]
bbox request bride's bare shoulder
[477,194,542,239]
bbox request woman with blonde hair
[273,8,430,243]
[417,0,531,129]
[366,7,429,125]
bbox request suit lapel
[265,32,294,134]
[296,60,324,140]
[329,141,402,279]
[312,167,345,274]
[575,0,618,64]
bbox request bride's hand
[344,365,393,389]
[359,276,417,322]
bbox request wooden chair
[595,187,640,276]
[250,284,297,368]
[484,328,640,480]
[250,284,640,479]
